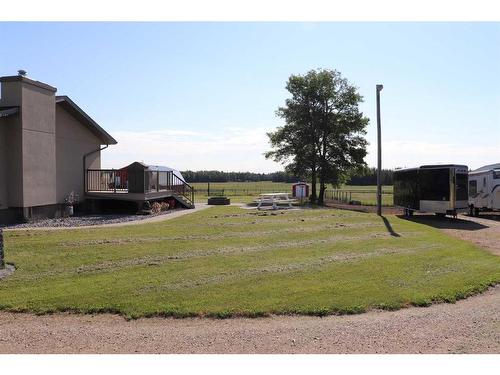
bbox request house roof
[56,96,117,145]
[0,106,20,118]
[0,75,57,92]
[469,163,500,175]
[123,162,186,182]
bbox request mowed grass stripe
[10,230,422,281]
[4,208,400,274]
[1,206,499,318]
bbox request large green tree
[266,69,369,204]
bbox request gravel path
[0,208,498,354]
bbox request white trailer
[468,163,500,216]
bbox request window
[483,177,487,188]
[493,170,500,179]
[469,180,477,197]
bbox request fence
[194,185,394,206]
[324,189,394,206]
[196,187,291,197]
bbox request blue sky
[1,22,499,172]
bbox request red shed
[292,182,309,198]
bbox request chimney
[0,73,58,209]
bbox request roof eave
[55,95,117,145]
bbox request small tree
[266,69,369,204]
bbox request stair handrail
[170,173,194,205]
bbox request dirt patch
[0,264,15,280]
[325,202,403,215]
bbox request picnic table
[256,192,296,210]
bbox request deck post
[113,170,117,193]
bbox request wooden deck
[85,190,178,202]
[85,168,195,208]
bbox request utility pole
[376,84,384,216]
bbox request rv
[393,164,469,217]
[468,163,500,216]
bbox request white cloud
[101,126,283,172]
[102,128,500,173]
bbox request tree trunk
[318,180,326,205]
[310,168,317,203]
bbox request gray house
[0,73,193,224]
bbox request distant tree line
[181,170,301,183]
[182,168,394,186]
[345,167,393,186]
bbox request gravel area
[0,285,498,354]
[2,205,210,230]
[1,209,185,229]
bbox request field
[1,206,499,319]
[191,182,394,205]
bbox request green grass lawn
[192,182,393,205]
[1,206,499,319]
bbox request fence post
[0,228,4,269]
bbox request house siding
[55,105,102,204]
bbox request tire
[474,207,480,217]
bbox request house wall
[0,76,58,209]
[0,118,9,210]
[20,84,57,208]
[55,105,102,203]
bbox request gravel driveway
[0,211,498,354]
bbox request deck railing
[86,169,194,205]
[86,169,128,193]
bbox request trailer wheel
[469,205,474,216]
[474,207,480,217]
